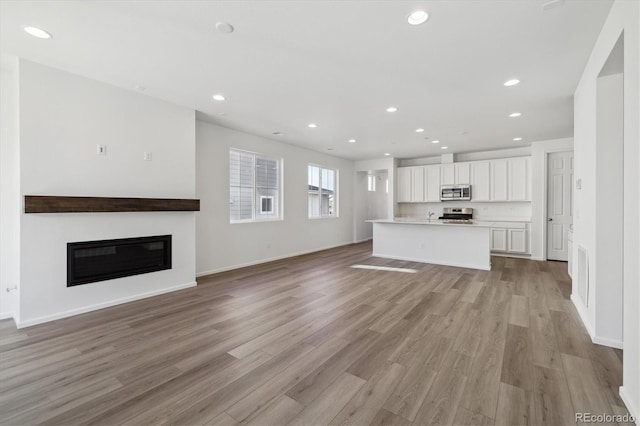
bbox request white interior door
[547,151,573,260]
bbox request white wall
[353,158,396,242]
[573,0,640,420]
[399,146,532,167]
[354,158,395,218]
[196,121,354,275]
[398,201,531,222]
[595,73,624,344]
[366,172,388,221]
[353,172,369,242]
[530,138,574,261]
[17,60,196,326]
[0,57,20,321]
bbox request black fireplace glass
[67,235,171,286]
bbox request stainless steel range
[439,207,473,223]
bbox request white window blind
[230,149,281,222]
[308,165,338,218]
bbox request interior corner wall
[0,58,21,322]
[17,60,197,326]
[353,172,369,242]
[529,137,574,261]
[354,157,395,219]
[573,0,640,420]
[195,121,355,276]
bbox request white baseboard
[491,252,532,259]
[353,238,372,244]
[619,386,639,425]
[593,335,624,349]
[196,241,355,277]
[371,253,491,271]
[0,312,14,321]
[570,293,624,349]
[16,281,197,329]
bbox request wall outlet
[143,152,152,161]
[97,145,106,156]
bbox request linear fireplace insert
[67,235,171,286]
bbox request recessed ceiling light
[272,131,284,136]
[212,94,226,101]
[415,128,425,133]
[134,85,146,91]
[509,112,522,118]
[384,153,391,156]
[308,123,317,128]
[327,148,334,151]
[215,22,234,34]
[407,10,429,25]
[348,139,356,143]
[513,137,523,141]
[504,79,520,87]
[431,140,440,144]
[23,26,52,39]
[441,146,448,150]
[386,107,398,113]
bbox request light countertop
[367,219,494,228]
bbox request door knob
[548,218,553,221]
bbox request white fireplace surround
[1,60,197,327]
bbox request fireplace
[67,235,172,286]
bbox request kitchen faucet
[427,210,435,221]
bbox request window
[308,165,338,218]
[229,149,281,222]
[367,175,376,192]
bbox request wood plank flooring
[0,242,631,425]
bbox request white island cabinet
[368,219,492,270]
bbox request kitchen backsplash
[398,202,532,222]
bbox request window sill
[230,218,284,225]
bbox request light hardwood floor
[0,242,631,425]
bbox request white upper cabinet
[490,159,509,201]
[398,156,531,204]
[471,161,491,201]
[441,163,470,185]
[411,166,425,202]
[425,165,441,202]
[454,163,471,185]
[508,157,531,201]
[397,167,411,202]
[440,164,455,185]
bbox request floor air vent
[577,245,589,307]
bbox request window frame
[229,148,283,224]
[308,164,339,219]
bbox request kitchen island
[368,219,492,270]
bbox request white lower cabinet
[507,228,527,253]
[490,228,508,251]
[488,222,529,255]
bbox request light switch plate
[97,145,106,156]
[576,178,582,190]
[143,152,152,161]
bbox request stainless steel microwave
[440,185,471,201]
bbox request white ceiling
[0,0,613,160]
